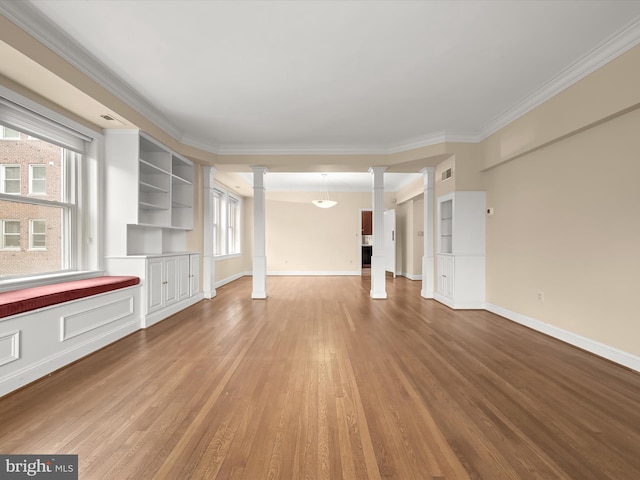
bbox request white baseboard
[267,270,361,276]
[144,294,203,328]
[486,303,640,373]
[434,293,485,310]
[400,272,422,281]
[215,272,246,288]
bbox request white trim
[478,17,640,141]
[0,318,139,398]
[486,303,640,373]
[433,293,485,310]
[399,272,422,281]
[0,330,20,367]
[214,272,246,289]
[267,271,361,276]
[0,1,183,143]
[2,3,638,156]
[142,294,203,328]
[60,296,135,341]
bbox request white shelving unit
[435,191,486,309]
[104,130,202,326]
[104,130,195,256]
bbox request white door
[384,209,396,277]
[177,255,191,301]
[147,258,164,313]
[164,256,178,306]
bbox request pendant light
[312,174,337,208]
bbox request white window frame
[212,185,241,259]
[1,164,21,194]
[0,126,20,140]
[1,219,20,250]
[227,195,240,255]
[29,164,47,196]
[0,86,103,291]
[29,219,46,250]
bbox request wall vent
[441,168,452,181]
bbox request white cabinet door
[164,256,178,306]
[189,253,200,297]
[147,258,164,313]
[437,255,454,299]
[177,255,191,301]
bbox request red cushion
[0,276,140,319]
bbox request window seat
[0,276,140,319]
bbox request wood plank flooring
[1,276,640,479]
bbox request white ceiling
[7,0,640,156]
[2,1,640,194]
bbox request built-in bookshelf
[105,130,194,256]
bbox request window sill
[214,253,241,261]
[0,270,105,293]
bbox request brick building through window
[0,128,64,278]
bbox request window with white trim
[29,164,47,195]
[227,195,240,255]
[0,126,20,140]
[1,165,20,194]
[0,92,98,284]
[1,220,20,250]
[29,219,46,250]
[212,186,241,257]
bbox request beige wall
[215,256,245,283]
[412,197,424,276]
[395,196,425,278]
[396,201,411,275]
[264,191,394,273]
[485,106,640,356]
[482,44,640,170]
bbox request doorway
[360,209,372,274]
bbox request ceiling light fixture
[312,174,337,209]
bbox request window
[213,189,223,256]
[29,219,46,250]
[0,126,20,140]
[0,92,97,284]
[1,220,20,249]
[29,164,47,195]
[212,186,241,257]
[1,165,21,194]
[227,196,240,255]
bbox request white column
[369,166,387,299]
[421,167,435,298]
[251,165,268,299]
[202,165,217,299]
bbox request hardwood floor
[1,276,640,479]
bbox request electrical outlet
[537,291,544,302]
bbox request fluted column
[202,165,217,299]
[421,167,435,298]
[369,166,387,299]
[251,166,268,299]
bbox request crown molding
[386,131,480,154]
[0,0,184,141]
[182,135,392,156]
[2,1,639,155]
[185,131,480,156]
[479,16,640,141]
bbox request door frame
[359,208,372,275]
